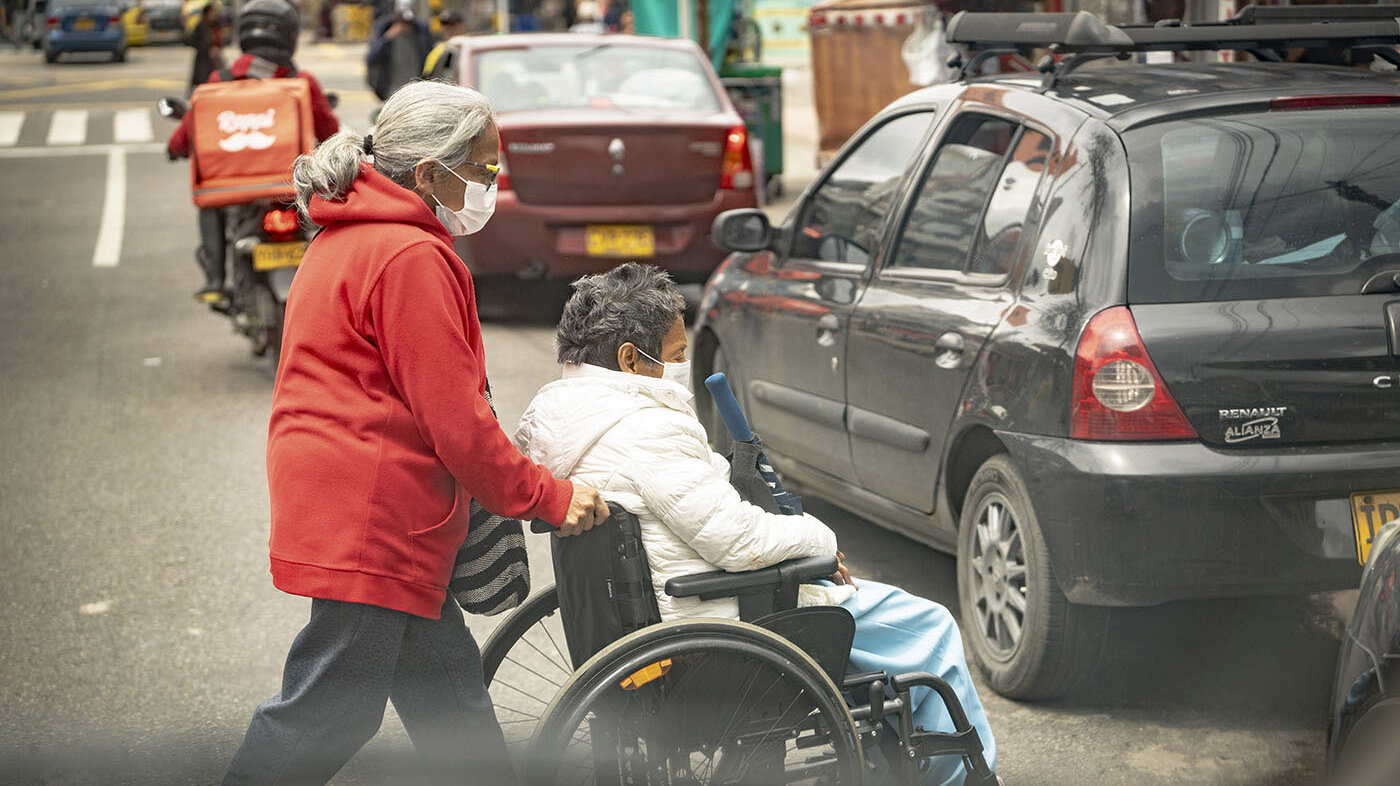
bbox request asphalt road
[0,38,1355,786]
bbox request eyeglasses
[462,159,500,186]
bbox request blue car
[43,0,127,63]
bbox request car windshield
[474,44,721,114]
[1124,106,1400,303]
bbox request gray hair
[557,263,686,370]
[292,81,495,220]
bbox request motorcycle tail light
[263,208,300,235]
[1071,306,1197,441]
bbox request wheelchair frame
[481,508,996,786]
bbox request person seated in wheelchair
[514,262,996,786]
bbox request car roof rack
[945,4,1400,89]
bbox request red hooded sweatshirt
[266,163,572,619]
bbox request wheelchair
[478,504,996,786]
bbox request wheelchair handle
[529,501,626,534]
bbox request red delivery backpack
[187,77,315,208]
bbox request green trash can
[721,62,784,200]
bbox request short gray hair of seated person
[556,263,686,371]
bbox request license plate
[1350,490,1400,565]
[252,241,306,271]
[585,225,654,258]
[73,17,95,30]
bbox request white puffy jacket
[515,363,851,621]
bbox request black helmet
[237,0,300,55]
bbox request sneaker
[194,285,227,305]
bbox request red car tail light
[262,208,300,239]
[1271,94,1400,110]
[719,125,754,191]
[496,136,511,191]
[47,16,58,27]
[1071,306,1197,441]
[107,14,120,24]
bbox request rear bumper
[996,432,1385,606]
[47,29,124,52]
[454,188,756,284]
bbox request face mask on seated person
[636,347,692,390]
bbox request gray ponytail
[292,80,496,222]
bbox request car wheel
[113,47,126,62]
[956,454,1108,700]
[1332,698,1400,786]
[44,48,58,63]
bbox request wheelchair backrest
[550,504,661,669]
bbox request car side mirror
[712,209,774,253]
[156,96,187,120]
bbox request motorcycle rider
[167,0,340,304]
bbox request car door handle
[935,332,964,369]
[816,313,840,347]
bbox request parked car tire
[957,454,1108,700]
[113,46,126,62]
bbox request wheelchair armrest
[664,555,838,602]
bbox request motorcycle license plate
[1351,489,1400,565]
[252,241,307,271]
[586,225,654,258]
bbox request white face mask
[432,165,497,236]
[636,347,692,390]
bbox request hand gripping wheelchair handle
[529,501,629,534]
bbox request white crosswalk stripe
[0,108,170,157]
[46,109,89,146]
[112,108,153,144]
[0,112,23,147]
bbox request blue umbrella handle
[704,372,754,443]
[705,373,803,515]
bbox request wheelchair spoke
[538,618,574,674]
[518,634,575,681]
[507,645,570,686]
[492,677,552,707]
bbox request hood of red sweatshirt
[308,163,452,244]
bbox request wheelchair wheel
[480,586,570,754]
[527,618,864,786]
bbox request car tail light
[1271,94,1400,110]
[719,125,754,191]
[1071,306,1197,441]
[262,208,300,240]
[496,136,511,191]
[108,14,120,24]
[47,16,58,27]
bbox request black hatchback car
[697,6,1400,699]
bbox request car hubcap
[970,494,1028,661]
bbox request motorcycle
[155,93,334,363]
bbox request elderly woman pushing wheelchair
[514,263,997,786]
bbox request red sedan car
[426,33,760,301]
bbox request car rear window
[1124,107,1400,303]
[474,45,721,114]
